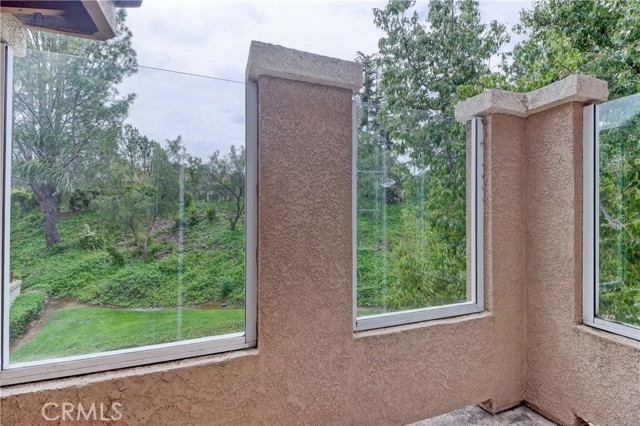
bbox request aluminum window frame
[352,108,485,332]
[582,104,640,341]
[0,44,258,386]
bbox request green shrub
[81,266,163,307]
[218,276,235,300]
[69,189,97,211]
[206,206,217,223]
[186,207,201,227]
[9,291,46,342]
[25,251,114,297]
[11,188,39,214]
[78,224,104,250]
[106,246,126,267]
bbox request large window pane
[5,48,248,365]
[597,94,640,328]
[354,103,480,328]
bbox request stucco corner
[245,40,362,92]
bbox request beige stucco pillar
[457,76,640,426]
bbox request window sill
[0,347,258,396]
[354,310,491,339]
[574,323,640,349]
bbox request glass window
[1,43,256,384]
[584,94,640,340]
[353,103,483,331]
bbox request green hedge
[10,291,46,342]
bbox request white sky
[118,0,532,159]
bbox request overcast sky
[118,0,532,160]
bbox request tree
[12,10,137,248]
[120,124,153,181]
[186,155,208,201]
[370,0,508,308]
[505,0,640,98]
[208,146,246,230]
[97,140,178,259]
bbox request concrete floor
[411,405,557,426]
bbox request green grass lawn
[10,306,244,363]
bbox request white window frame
[0,44,258,386]
[352,105,484,332]
[582,104,640,341]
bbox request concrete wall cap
[246,41,362,92]
[455,75,609,122]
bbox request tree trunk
[30,182,61,248]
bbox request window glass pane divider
[352,99,358,332]
[582,105,596,327]
[1,44,14,371]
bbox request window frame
[0,44,258,386]
[582,104,640,341]
[352,104,485,332]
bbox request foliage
[504,0,640,98]
[12,203,245,308]
[106,246,126,267]
[597,109,640,325]
[208,146,246,230]
[69,189,100,212]
[11,188,38,214]
[12,11,138,248]
[80,265,163,307]
[355,0,507,309]
[9,291,46,342]
[97,169,176,259]
[387,208,466,309]
[120,124,153,181]
[78,224,104,250]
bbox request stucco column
[456,76,640,426]
[246,41,364,416]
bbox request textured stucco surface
[0,74,527,426]
[523,103,640,426]
[0,14,26,57]
[455,75,608,123]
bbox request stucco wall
[0,60,527,425]
[524,103,640,426]
[1,42,637,426]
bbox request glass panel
[7,48,246,364]
[597,94,640,327]
[355,103,468,317]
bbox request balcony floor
[412,405,557,425]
